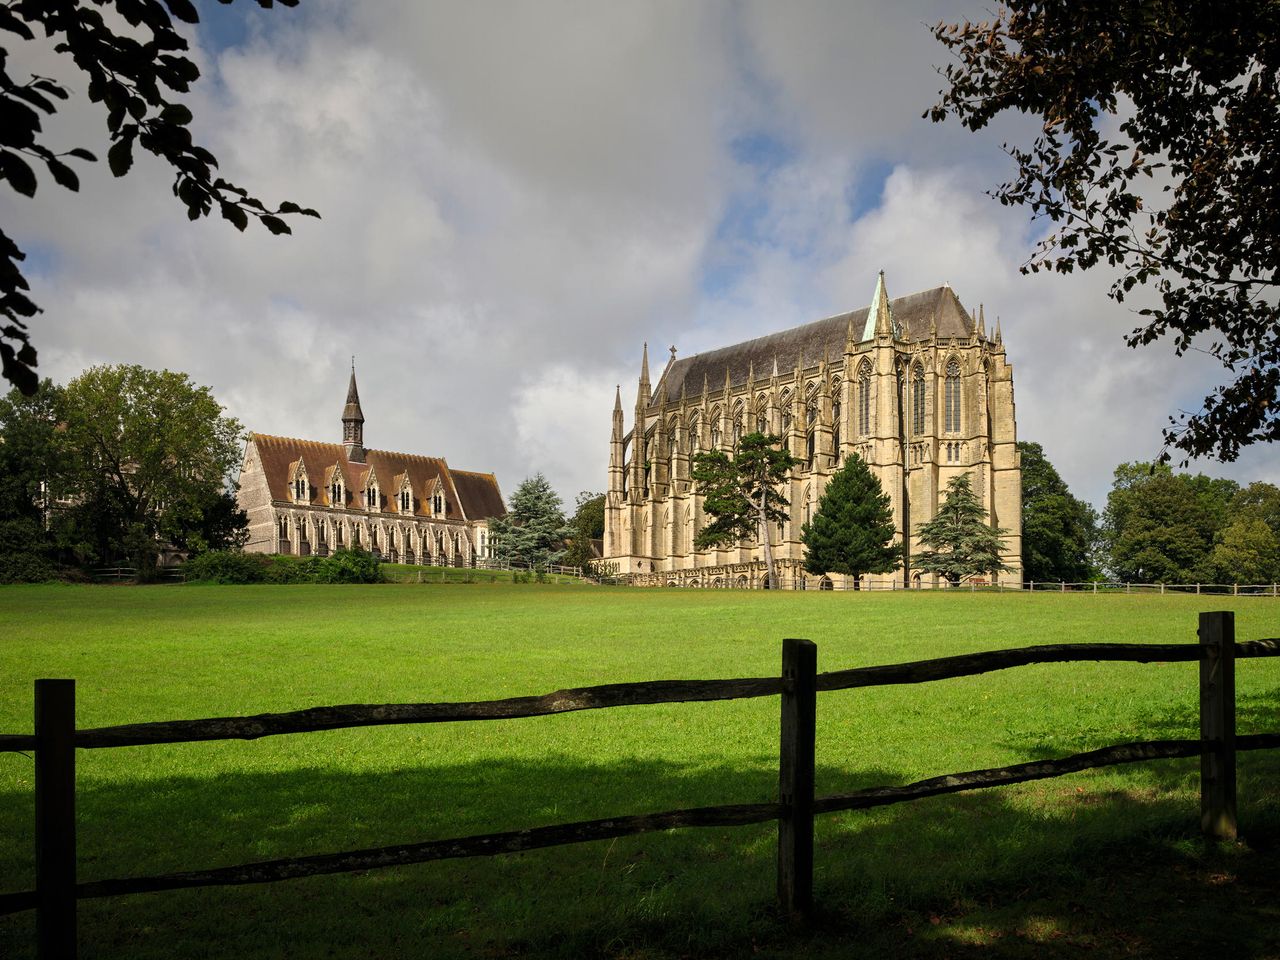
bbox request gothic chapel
[603,274,1022,588]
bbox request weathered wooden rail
[2,612,1278,958]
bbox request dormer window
[366,483,379,511]
[400,489,411,512]
[432,492,444,515]
[294,477,306,501]
[330,479,343,507]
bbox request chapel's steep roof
[450,470,506,523]
[248,434,505,521]
[655,285,974,403]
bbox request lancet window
[945,359,961,433]
[857,360,872,435]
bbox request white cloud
[2,1,1275,515]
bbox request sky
[5,0,1278,513]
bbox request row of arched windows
[635,357,969,480]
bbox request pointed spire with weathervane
[342,358,366,463]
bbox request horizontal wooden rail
[818,639,1280,692]
[68,677,785,748]
[4,731,1277,917]
[2,640,1275,754]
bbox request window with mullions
[858,361,872,435]
[945,359,961,433]
[400,489,411,512]
[912,364,925,435]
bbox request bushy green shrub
[184,550,269,584]
[186,548,382,585]
[317,548,381,583]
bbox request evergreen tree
[915,473,1013,586]
[692,432,799,589]
[487,473,572,568]
[800,452,898,587]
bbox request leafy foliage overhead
[929,1,1280,462]
[800,452,898,582]
[914,473,1013,586]
[1,0,317,395]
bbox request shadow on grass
[2,737,1280,960]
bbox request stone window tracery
[857,360,872,436]
[945,358,961,433]
[912,363,926,436]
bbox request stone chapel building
[603,274,1022,588]
[237,370,505,564]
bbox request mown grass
[1,584,1278,958]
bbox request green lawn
[1,584,1278,958]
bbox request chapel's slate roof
[250,434,505,521]
[656,285,974,402]
[450,469,507,523]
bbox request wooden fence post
[35,679,76,959]
[1199,612,1237,841]
[778,639,816,921]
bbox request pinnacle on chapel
[862,270,899,341]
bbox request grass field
[1,583,1279,958]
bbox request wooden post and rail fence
[2,611,1278,958]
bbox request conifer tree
[800,453,899,587]
[915,473,1013,586]
[487,473,572,568]
[692,432,799,589]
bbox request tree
[0,379,68,581]
[929,2,1280,462]
[1101,462,1237,583]
[1203,517,1280,586]
[914,473,1013,586]
[1231,481,1280,537]
[692,432,799,589]
[487,473,571,569]
[1018,441,1099,582]
[58,363,245,575]
[800,452,898,587]
[1,0,318,395]
[563,491,604,570]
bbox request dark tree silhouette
[1,0,318,394]
[929,1,1280,462]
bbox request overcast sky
[5,0,1277,512]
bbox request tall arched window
[858,361,872,435]
[732,402,744,442]
[945,359,961,433]
[912,363,925,436]
[781,390,793,433]
[688,413,699,452]
[832,399,842,460]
